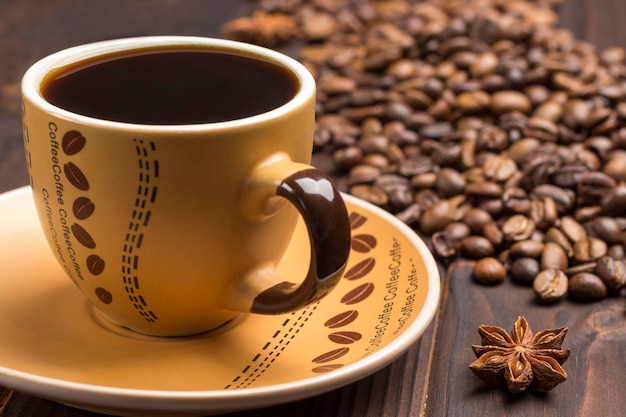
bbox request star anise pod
[469,316,570,393]
[222,11,299,47]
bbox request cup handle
[235,153,351,314]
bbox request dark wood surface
[1,1,625,416]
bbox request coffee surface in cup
[41,48,299,124]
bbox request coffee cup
[21,36,351,336]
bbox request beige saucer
[0,186,440,417]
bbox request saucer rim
[0,186,440,414]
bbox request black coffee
[41,48,300,124]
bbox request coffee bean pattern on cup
[58,130,113,304]
[54,130,161,317]
[226,0,626,303]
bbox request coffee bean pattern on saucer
[312,211,376,373]
[223,210,379,387]
[122,139,160,323]
[60,130,112,304]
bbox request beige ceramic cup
[21,36,351,336]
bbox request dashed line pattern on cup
[122,139,160,323]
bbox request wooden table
[1,1,625,416]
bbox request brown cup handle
[251,168,351,313]
[235,153,351,314]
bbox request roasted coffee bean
[348,164,380,185]
[462,207,493,235]
[411,172,436,190]
[541,242,568,270]
[472,257,507,285]
[502,187,530,214]
[333,145,362,170]
[509,240,545,258]
[483,221,504,248]
[361,153,389,169]
[559,216,588,243]
[545,227,574,257]
[601,183,626,215]
[319,73,356,94]
[502,215,536,242]
[524,117,559,142]
[594,256,626,291]
[465,181,503,198]
[432,142,461,167]
[588,108,618,136]
[603,151,626,181]
[608,244,626,259]
[577,171,617,205]
[431,231,457,259]
[387,186,413,211]
[574,206,602,223]
[509,138,540,164]
[510,257,541,286]
[520,154,560,190]
[568,272,607,302]
[470,51,499,77]
[435,167,466,197]
[399,157,434,179]
[460,235,495,259]
[528,197,559,230]
[490,90,532,115]
[476,125,509,152]
[414,189,439,210]
[374,174,410,192]
[552,164,589,189]
[525,84,551,105]
[419,196,467,234]
[587,217,624,244]
[457,90,491,113]
[359,134,389,154]
[444,222,472,242]
[419,122,454,139]
[531,185,575,213]
[533,269,568,303]
[534,100,563,122]
[482,154,517,182]
[350,184,388,206]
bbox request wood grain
[1,1,626,416]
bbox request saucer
[0,186,440,417]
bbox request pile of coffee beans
[227,0,626,303]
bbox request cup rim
[21,36,316,132]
